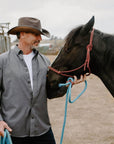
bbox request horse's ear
[80,16,95,36]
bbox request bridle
[48,28,94,77]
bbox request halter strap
[48,28,94,77]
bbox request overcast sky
[0,0,114,41]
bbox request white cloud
[0,0,114,41]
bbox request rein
[48,28,94,77]
[59,77,87,144]
[0,129,13,144]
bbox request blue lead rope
[0,129,13,144]
[59,77,87,144]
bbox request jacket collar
[14,44,39,56]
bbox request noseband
[48,28,94,77]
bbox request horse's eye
[75,43,81,46]
[65,47,72,53]
[75,43,84,47]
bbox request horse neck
[90,34,114,96]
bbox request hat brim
[8,26,50,38]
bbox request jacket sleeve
[0,57,3,121]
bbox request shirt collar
[14,45,39,56]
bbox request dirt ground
[46,55,114,144]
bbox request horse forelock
[64,26,83,51]
[64,25,98,52]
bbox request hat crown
[18,17,42,31]
[8,17,50,37]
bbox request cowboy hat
[8,17,50,38]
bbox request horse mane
[94,29,114,69]
[64,26,107,49]
[103,33,114,69]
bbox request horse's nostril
[49,80,59,89]
[50,82,53,87]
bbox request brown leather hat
[8,17,50,37]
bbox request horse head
[47,16,114,98]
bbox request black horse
[47,16,114,98]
